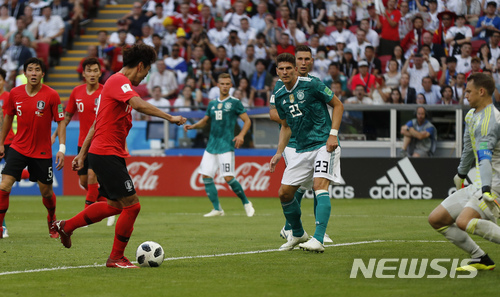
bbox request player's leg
[281,147,304,238]
[401,135,412,156]
[88,168,115,227]
[1,219,7,238]
[0,175,17,239]
[221,151,254,217]
[199,151,223,216]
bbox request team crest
[124,180,134,191]
[224,102,232,110]
[95,97,99,105]
[36,101,45,110]
[217,103,223,109]
[297,90,304,100]
[289,94,295,103]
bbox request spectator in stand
[8,0,25,20]
[197,58,216,98]
[433,11,455,55]
[238,17,256,46]
[250,59,272,104]
[422,31,446,64]
[162,17,178,51]
[225,30,245,59]
[205,0,230,17]
[416,93,427,104]
[398,1,413,42]
[276,32,295,55]
[438,56,458,86]
[276,5,291,30]
[22,6,40,39]
[367,3,381,32]
[452,72,466,103]
[37,6,64,66]
[351,60,376,93]
[148,4,166,36]
[164,43,188,85]
[312,46,330,80]
[347,28,371,61]
[109,19,135,46]
[478,43,493,71]
[126,2,149,38]
[345,85,374,104]
[283,0,303,21]
[208,16,229,48]
[327,0,350,24]
[251,1,268,34]
[384,59,402,88]
[175,28,191,64]
[438,85,459,105]
[455,42,473,74]
[474,1,500,41]
[198,5,214,32]
[240,44,257,76]
[4,32,33,82]
[339,47,358,80]
[147,60,178,99]
[285,18,306,46]
[224,1,248,32]
[237,76,255,107]
[107,30,130,74]
[8,16,34,45]
[331,81,348,102]
[419,45,440,75]
[417,76,441,104]
[263,13,279,46]
[445,14,472,56]
[353,0,371,26]
[389,88,404,104]
[299,8,314,37]
[29,0,48,18]
[143,0,176,17]
[174,85,200,112]
[423,0,439,33]
[488,31,500,67]
[50,0,76,50]
[175,2,195,37]
[465,56,483,78]
[401,15,428,58]
[399,73,417,104]
[228,55,247,88]
[151,34,169,60]
[457,0,481,27]
[386,44,406,72]
[378,0,401,56]
[254,34,269,60]
[21,35,36,58]
[305,0,328,25]
[147,86,171,119]
[359,18,379,52]
[141,23,153,47]
[76,45,107,82]
[400,106,437,157]
[188,45,205,79]
[212,45,231,77]
[317,21,334,47]
[364,45,381,76]
[0,4,17,42]
[403,53,435,90]
[323,62,348,96]
[329,19,355,47]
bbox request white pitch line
[0,240,445,276]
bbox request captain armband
[477,149,492,162]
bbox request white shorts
[283,146,313,190]
[281,145,341,187]
[441,185,497,223]
[198,151,235,178]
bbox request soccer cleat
[48,219,59,239]
[323,233,333,243]
[203,209,225,217]
[51,220,72,248]
[106,215,116,226]
[1,226,7,238]
[456,254,495,271]
[244,202,255,217]
[279,231,309,251]
[106,256,139,269]
[299,237,325,253]
[280,227,292,241]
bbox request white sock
[468,218,500,244]
[438,224,484,258]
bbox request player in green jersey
[270,53,344,252]
[185,73,255,217]
[269,45,333,244]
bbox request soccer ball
[136,241,165,267]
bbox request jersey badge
[217,103,223,109]
[297,90,304,100]
[121,84,132,93]
[324,86,333,96]
[289,94,295,103]
[270,95,275,104]
[37,101,45,110]
[224,102,232,111]
[58,104,63,114]
[94,97,99,106]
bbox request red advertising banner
[63,156,286,197]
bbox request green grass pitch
[1,196,500,297]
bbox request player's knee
[278,187,294,202]
[224,176,234,183]
[428,208,450,230]
[455,217,469,231]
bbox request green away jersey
[205,96,246,154]
[271,76,334,153]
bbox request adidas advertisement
[339,157,458,199]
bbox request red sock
[0,190,10,228]
[66,202,122,232]
[21,169,30,180]
[97,196,107,202]
[43,193,56,222]
[110,202,141,260]
[84,183,99,208]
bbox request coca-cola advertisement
[62,156,286,197]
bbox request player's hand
[170,115,187,126]
[270,154,281,173]
[55,151,64,170]
[72,154,84,171]
[233,135,244,149]
[326,135,339,152]
[184,124,193,132]
[453,174,465,190]
[0,144,4,159]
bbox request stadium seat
[325,26,336,35]
[202,97,211,106]
[349,25,358,34]
[471,40,486,56]
[132,84,149,98]
[254,97,265,107]
[35,43,50,70]
[378,55,392,74]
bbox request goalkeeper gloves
[453,174,466,190]
[482,192,500,219]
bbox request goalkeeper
[428,73,500,271]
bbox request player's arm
[128,96,186,125]
[72,121,95,171]
[234,112,251,149]
[55,119,66,170]
[269,104,281,123]
[0,114,13,158]
[408,127,431,140]
[52,111,74,143]
[270,118,291,173]
[184,115,209,131]
[475,119,499,195]
[326,94,344,152]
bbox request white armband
[59,144,66,154]
[329,129,338,136]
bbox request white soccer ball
[136,241,165,267]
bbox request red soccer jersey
[6,85,64,158]
[66,84,103,147]
[0,91,15,145]
[89,73,138,158]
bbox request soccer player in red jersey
[52,44,187,268]
[0,58,66,239]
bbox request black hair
[122,44,157,69]
[23,57,46,74]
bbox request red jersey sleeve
[5,91,15,116]
[114,76,139,103]
[50,91,64,122]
